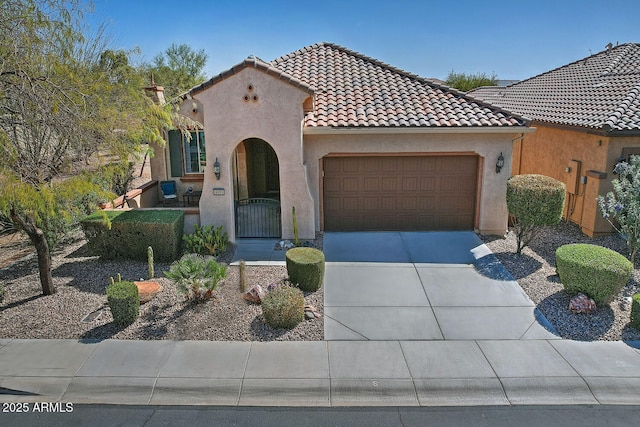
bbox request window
[183,131,206,173]
[167,130,206,177]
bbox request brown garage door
[323,156,478,231]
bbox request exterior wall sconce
[496,152,505,173]
[213,158,221,180]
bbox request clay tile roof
[269,42,526,128]
[469,43,640,133]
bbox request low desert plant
[261,285,305,329]
[183,225,229,257]
[0,282,6,304]
[239,259,246,292]
[507,174,565,254]
[148,246,154,279]
[164,254,227,302]
[286,247,325,292]
[598,156,640,263]
[631,294,640,330]
[556,244,633,305]
[106,280,140,325]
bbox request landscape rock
[243,284,265,304]
[569,293,597,314]
[134,281,162,304]
[304,304,321,320]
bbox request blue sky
[88,0,640,81]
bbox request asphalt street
[2,405,640,427]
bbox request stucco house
[470,43,640,237]
[149,42,531,242]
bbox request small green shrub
[106,280,140,325]
[631,294,640,330]
[262,286,305,329]
[0,282,6,304]
[556,244,633,305]
[164,254,227,302]
[81,210,184,261]
[183,225,229,257]
[507,174,565,253]
[285,247,325,292]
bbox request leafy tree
[0,0,171,295]
[147,43,208,99]
[445,70,498,92]
[598,156,640,263]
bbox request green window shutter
[168,130,184,177]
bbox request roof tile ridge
[603,81,640,130]
[601,43,637,76]
[270,42,327,64]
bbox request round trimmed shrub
[631,294,640,331]
[106,280,140,325]
[507,174,566,225]
[285,247,325,292]
[262,286,305,329]
[556,244,633,305]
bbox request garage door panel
[363,177,379,192]
[342,177,359,192]
[363,197,379,210]
[402,177,418,191]
[323,156,477,231]
[381,177,397,191]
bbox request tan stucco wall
[193,67,315,242]
[304,131,518,235]
[514,125,640,236]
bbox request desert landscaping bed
[481,221,640,341]
[0,231,323,341]
[2,221,640,342]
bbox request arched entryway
[233,138,281,237]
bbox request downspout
[511,132,526,175]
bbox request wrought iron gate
[235,198,281,238]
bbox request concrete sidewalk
[2,338,640,406]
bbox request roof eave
[303,125,534,135]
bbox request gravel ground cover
[481,221,640,341]
[0,230,323,341]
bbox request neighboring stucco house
[470,43,640,237]
[150,42,531,242]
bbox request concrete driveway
[323,231,557,341]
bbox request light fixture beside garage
[213,158,221,180]
[496,152,505,173]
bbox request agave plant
[164,255,227,302]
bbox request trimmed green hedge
[507,174,566,225]
[556,244,633,305]
[81,210,184,261]
[285,247,325,292]
[631,294,640,330]
[262,286,305,329]
[106,280,139,325]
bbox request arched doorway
[233,138,281,237]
